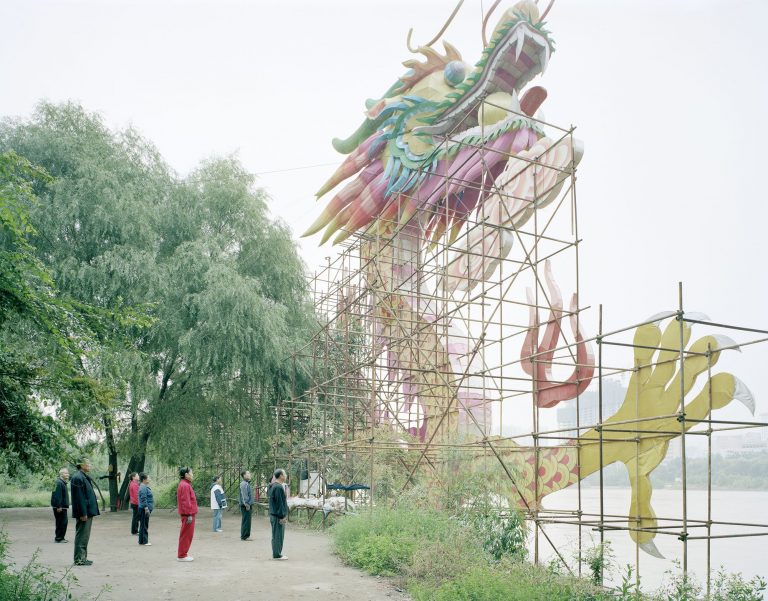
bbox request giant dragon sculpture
[303,0,755,559]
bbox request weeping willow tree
[0,102,314,508]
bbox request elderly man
[267,468,289,560]
[50,467,70,543]
[70,459,100,566]
[238,469,254,541]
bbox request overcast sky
[2,0,767,421]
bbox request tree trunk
[118,428,150,507]
[102,411,119,512]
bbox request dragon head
[304,0,557,246]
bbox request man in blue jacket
[268,469,289,560]
[50,467,70,543]
[138,472,154,546]
[70,459,100,566]
[239,470,254,541]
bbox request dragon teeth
[515,27,526,62]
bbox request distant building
[556,379,625,439]
[717,432,767,455]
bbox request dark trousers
[53,508,68,541]
[130,503,140,534]
[270,515,285,558]
[74,517,92,564]
[240,506,252,539]
[138,509,150,545]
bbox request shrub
[709,568,767,601]
[0,530,89,600]
[403,527,487,588]
[582,541,615,586]
[332,507,468,576]
[458,510,527,562]
[154,481,178,508]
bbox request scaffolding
[277,99,768,592]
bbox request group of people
[50,461,291,564]
[127,471,154,545]
[50,460,100,565]
[230,469,289,560]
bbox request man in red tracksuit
[176,467,198,561]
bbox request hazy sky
[2,0,767,419]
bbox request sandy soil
[0,508,410,601]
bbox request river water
[530,487,767,594]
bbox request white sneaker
[275,556,288,561]
[144,543,152,546]
[215,529,223,532]
[177,556,194,562]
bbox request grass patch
[0,490,49,508]
[411,562,602,601]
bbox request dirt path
[0,508,409,601]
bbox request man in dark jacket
[70,459,100,566]
[267,468,289,560]
[238,470,254,541]
[50,467,70,543]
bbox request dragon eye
[444,61,467,87]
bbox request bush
[403,528,487,588]
[333,507,468,576]
[0,530,86,600]
[458,510,527,562]
[154,481,178,509]
[710,568,767,601]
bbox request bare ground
[0,508,410,601]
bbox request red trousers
[178,515,196,558]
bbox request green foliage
[0,150,104,473]
[410,562,606,601]
[333,507,465,576]
[403,526,487,589]
[709,568,767,601]
[613,564,641,601]
[0,530,90,600]
[582,541,615,586]
[458,510,527,562]
[154,480,180,509]
[331,503,766,601]
[653,561,702,601]
[0,490,49,508]
[0,101,315,482]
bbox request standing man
[70,459,99,566]
[210,475,226,532]
[238,470,254,541]
[137,472,154,546]
[128,472,140,535]
[176,467,198,562]
[50,467,70,543]
[267,468,289,560]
